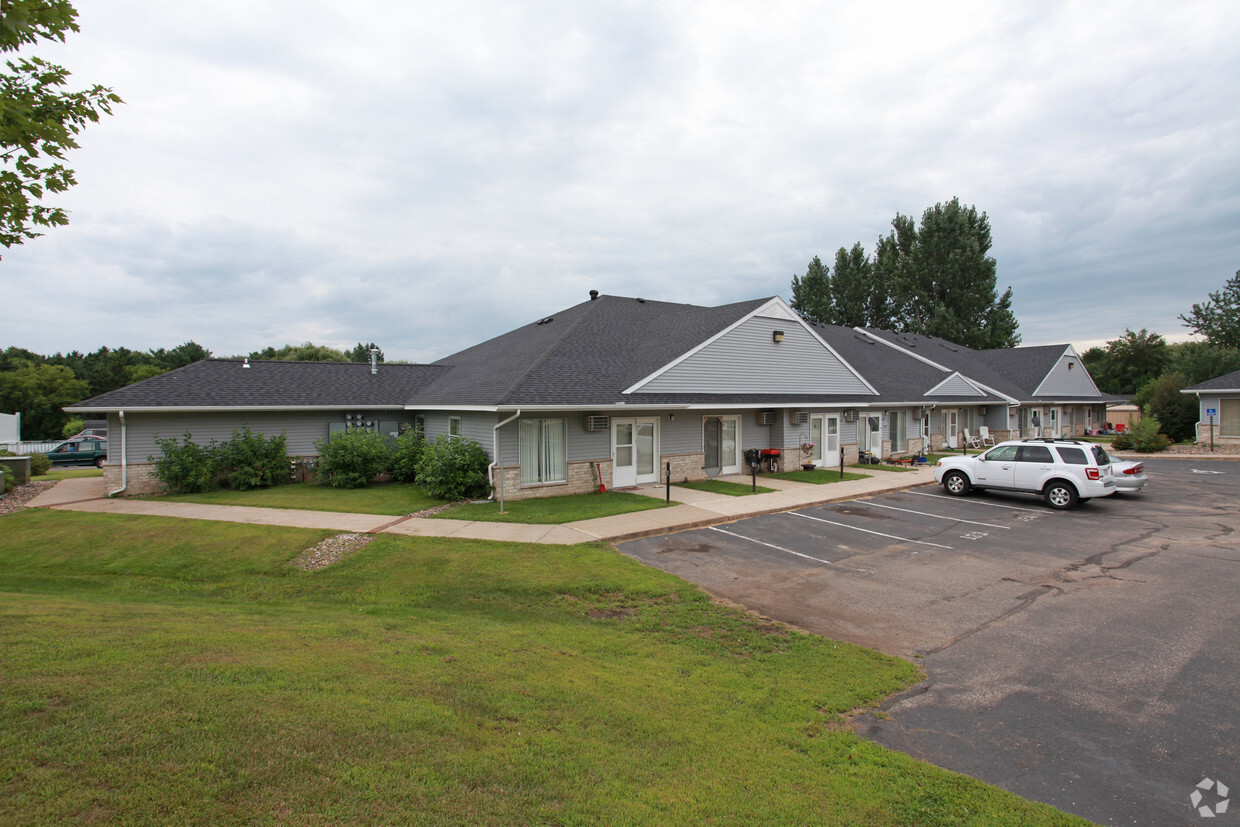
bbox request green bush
[388,427,426,483]
[61,417,85,439]
[416,435,491,501]
[215,425,288,490]
[314,428,391,489]
[29,452,51,476]
[149,433,219,493]
[1118,411,1172,453]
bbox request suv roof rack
[1019,437,1086,444]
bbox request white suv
[933,438,1116,510]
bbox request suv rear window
[1091,445,1110,465]
[1056,446,1088,465]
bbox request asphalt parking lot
[619,457,1240,826]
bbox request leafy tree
[791,198,1019,347]
[314,428,390,488]
[1088,329,1169,395]
[124,364,165,384]
[1,0,121,247]
[149,341,211,370]
[1134,373,1197,442]
[348,342,384,363]
[416,434,490,501]
[0,360,88,438]
[248,342,350,362]
[59,414,81,437]
[1167,341,1240,386]
[1179,270,1240,349]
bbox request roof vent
[589,289,599,300]
[636,298,645,303]
[854,334,875,345]
[243,357,250,368]
[939,342,959,352]
[536,316,554,325]
[369,348,380,375]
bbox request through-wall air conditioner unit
[790,411,808,425]
[842,409,858,422]
[757,410,775,425]
[584,415,610,432]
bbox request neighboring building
[68,293,1112,498]
[1182,369,1240,446]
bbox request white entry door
[1049,407,1061,437]
[942,410,959,449]
[810,414,839,467]
[862,414,882,455]
[613,417,659,487]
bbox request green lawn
[674,479,777,496]
[851,462,922,473]
[34,468,104,480]
[153,481,444,516]
[433,491,677,524]
[766,468,868,484]
[0,509,1084,825]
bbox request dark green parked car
[47,437,109,468]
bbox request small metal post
[839,453,844,478]
[1210,414,1215,452]
[752,461,757,492]
[665,462,671,502]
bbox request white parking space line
[708,527,834,566]
[907,491,1046,514]
[855,501,1011,530]
[789,511,954,549]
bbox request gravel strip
[290,532,375,571]
[0,481,58,515]
[407,502,464,518]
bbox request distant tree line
[0,340,388,439]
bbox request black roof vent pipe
[589,290,599,300]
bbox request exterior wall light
[772,330,785,343]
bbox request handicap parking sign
[1206,407,1217,417]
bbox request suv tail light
[1086,468,1101,480]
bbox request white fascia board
[1182,388,1240,394]
[624,297,878,395]
[1031,345,1103,398]
[405,404,500,412]
[64,405,404,413]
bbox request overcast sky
[4,0,1238,362]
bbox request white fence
[1,441,62,455]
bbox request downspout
[108,410,128,497]
[490,409,521,509]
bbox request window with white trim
[449,416,462,437]
[1221,399,1240,437]
[890,410,908,452]
[519,418,568,484]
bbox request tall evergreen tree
[790,255,832,324]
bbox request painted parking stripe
[907,491,1046,513]
[708,526,834,566]
[854,501,1010,530]
[788,511,954,549]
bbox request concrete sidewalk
[24,467,935,544]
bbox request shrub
[388,427,426,483]
[29,452,51,476]
[416,435,491,501]
[314,428,391,489]
[61,417,85,439]
[215,425,288,490]
[1123,411,1172,453]
[1135,373,1198,443]
[149,433,218,493]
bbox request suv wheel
[943,471,971,496]
[1043,480,1079,510]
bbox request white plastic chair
[978,426,996,446]
[963,429,982,449]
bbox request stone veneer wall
[1196,422,1240,446]
[664,452,706,484]
[492,459,612,500]
[102,462,162,495]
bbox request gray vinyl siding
[1035,354,1100,397]
[1197,394,1223,419]
[495,414,612,466]
[421,411,497,449]
[635,317,873,396]
[926,374,984,397]
[111,409,414,465]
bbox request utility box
[0,455,32,485]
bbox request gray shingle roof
[1185,369,1240,392]
[69,359,449,410]
[414,295,770,406]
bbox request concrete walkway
[25,468,936,544]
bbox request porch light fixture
[772,330,785,343]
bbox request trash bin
[760,448,782,473]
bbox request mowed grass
[767,468,869,484]
[0,511,1088,826]
[434,491,677,524]
[153,481,443,516]
[851,463,923,473]
[674,479,777,496]
[34,468,104,480]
